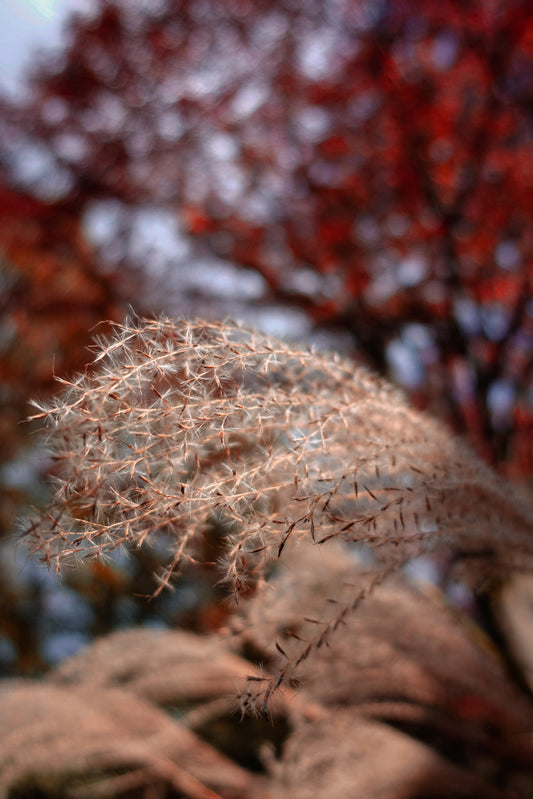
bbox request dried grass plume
[25,316,533,709]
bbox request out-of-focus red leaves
[0,0,531,483]
[183,206,215,235]
[0,177,123,536]
[0,184,120,399]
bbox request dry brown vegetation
[2,553,533,797]
[5,315,533,797]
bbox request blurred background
[1,0,532,677]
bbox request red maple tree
[1,0,532,477]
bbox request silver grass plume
[26,316,533,710]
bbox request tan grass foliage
[0,631,263,799]
[2,574,532,797]
[240,545,533,770]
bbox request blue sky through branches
[0,0,93,95]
